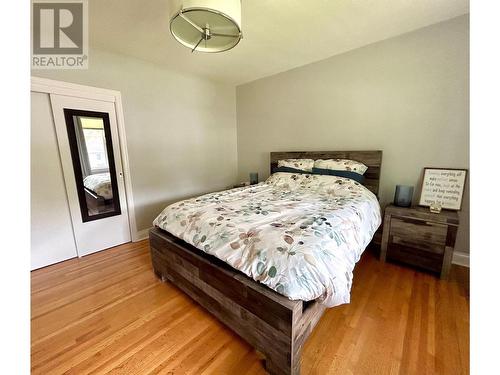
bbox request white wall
[34,49,238,232]
[236,16,469,253]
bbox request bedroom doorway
[50,94,131,256]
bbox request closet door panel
[50,94,131,256]
[31,92,78,270]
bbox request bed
[149,150,382,375]
[83,172,113,212]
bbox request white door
[31,91,78,269]
[50,94,131,256]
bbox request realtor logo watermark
[32,0,88,69]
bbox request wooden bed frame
[149,150,382,375]
[84,187,107,209]
[84,187,114,214]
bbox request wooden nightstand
[380,204,459,279]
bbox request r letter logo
[32,0,88,69]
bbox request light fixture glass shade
[169,0,242,53]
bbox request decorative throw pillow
[312,168,365,183]
[314,159,368,175]
[277,159,314,172]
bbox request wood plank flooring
[31,240,469,374]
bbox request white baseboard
[134,227,152,242]
[452,251,470,267]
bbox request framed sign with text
[418,168,467,210]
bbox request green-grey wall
[236,15,469,254]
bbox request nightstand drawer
[390,216,447,254]
[387,243,443,273]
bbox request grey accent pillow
[274,166,311,174]
[312,168,365,183]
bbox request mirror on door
[63,109,121,222]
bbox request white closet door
[50,94,131,256]
[31,92,78,269]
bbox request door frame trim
[31,76,140,241]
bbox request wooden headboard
[270,151,383,196]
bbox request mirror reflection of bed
[83,172,114,215]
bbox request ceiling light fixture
[169,0,242,53]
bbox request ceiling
[89,0,469,85]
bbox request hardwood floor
[31,240,469,374]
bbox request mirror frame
[63,108,122,222]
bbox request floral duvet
[83,172,112,200]
[153,172,381,307]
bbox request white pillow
[277,158,314,172]
[314,159,368,175]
